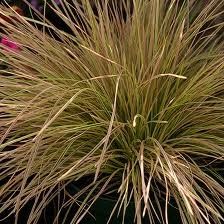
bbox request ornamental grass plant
[0,0,224,223]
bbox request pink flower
[0,36,20,52]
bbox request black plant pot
[66,182,181,224]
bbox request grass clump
[0,0,224,223]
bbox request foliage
[0,0,224,223]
